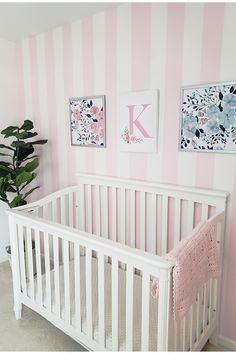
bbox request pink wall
[15,3,236,347]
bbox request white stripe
[71,19,86,175]
[177,3,204,187]
[147,3,168,182]
[53,26,68,188]
[117,4,131,179]
[22,39,37,201]
[36,34,52,195]
[22,39,33,117]
[92,11,107,176]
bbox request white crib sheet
[32,256,164,351]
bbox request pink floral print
[70,97,105,146]
[121,126,143,144]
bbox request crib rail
[8,209,172,351]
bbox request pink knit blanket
[151,220,220,320]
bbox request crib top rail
[76,173,229,208]
[6,208,173,276]
[14,174,229,213]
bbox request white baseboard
[219,335,236,351]
[0,255,8,263]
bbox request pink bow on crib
[151,220,220,320]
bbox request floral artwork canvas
[69,96,106,147]
[119,90,158,153]
[180,82,236,153]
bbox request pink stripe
[82,17,95,175]
[161,3,185,184]
[105,8,117,177]
[195,3,225,189]
[15,42,25,124]
[29,37,43,199]
[44,31,60,192]
[63,24,76,186]
[129,3,151,181]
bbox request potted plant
[0,120,47,263]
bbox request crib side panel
[9,211,172,352]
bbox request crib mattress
[30,255,161,351]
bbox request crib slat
[203,283,208,331]
[150,194,157,254]
[87,185,92,233]
[95,185,101,236]
[130,190,135,248]
[52,199,57,222]
[189,305,194,350]
[74,243,81,331]
[79,184,85,231]
[112,187,117,242]
[201,204,208,221]
[208,278,213,323]
[174,320,178,350]
[63,239,70,324]
[61,195,66,226]
[75,191,79,229]
[69,192,73,227]
[35,229,42,306]
[196,288,202,341]
[182,317,186,350]
[53,236,60,317]
[187,201,194,234]
[101,186,108,239]
[120,188,126,245]
[18,224,27,295]
[161,196,168,255]
[174,198,181,246]
[44,232,51,311]
[98,253,105,347]
[141,272,150,351]
[112,258,119,350]
[140,191,146,251]
[86,248,93,339]
[126,264,134,351]
[26,227,34,300]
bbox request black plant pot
[5,240,35,255]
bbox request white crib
[7,174,228,351]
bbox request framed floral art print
[179,82,236,153]
[69,95,106,147]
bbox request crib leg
[14,302,22,320]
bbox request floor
[0,261,229,352]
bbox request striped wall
[15,3,236,346]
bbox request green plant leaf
[24,157,39,172]
[0,144,15,151]
[0,163,13,173]
[15,131,38,139]
[14,144,35,162]
[24,186,39,199]
[0,152,11,157]
[20,120,34,131]
[19,172,36,191]
[1,126,18,136]
[31,139,48,145]
[9,195,27,208]
[16,171,32,187]
[23,155,39,162]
